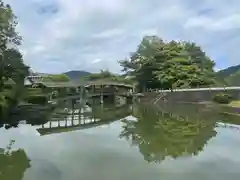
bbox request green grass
[228,101,240,108]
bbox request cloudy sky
[5,0,240,73]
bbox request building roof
[28,79,133,88]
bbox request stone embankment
[140,88,240,104]
[140,89,240,115]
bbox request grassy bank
[228,101,240,108]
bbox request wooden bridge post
[100,84,104,104]
[48,93,52,101]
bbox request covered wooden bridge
[28,80,136,100]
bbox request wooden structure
[25,78,137,103]
[85,80,134,103]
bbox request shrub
[26,88,43,95]
[0,94,8,117]
[212,93,233,104]
[25,95,48,105]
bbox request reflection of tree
[0,140,31,180]
[0,105,53,129]
[120,105,217,163]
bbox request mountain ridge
[216,64,240,86]
[63,70,91,80]
[33,64,240,86]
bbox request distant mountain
[64,70,91,80]
[216,64,240,86]
[217,64,240,78]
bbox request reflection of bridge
[37,105,132,136]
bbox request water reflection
[0,140,31,180]
[0,97,133,133]
[37,100,133,136]
[0,99,240,180]
[0,104,53,129]
[120,104,217,163]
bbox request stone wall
[141,89,240,103]
[165,89,240,103]
[139,92,159,103]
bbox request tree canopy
[0,0,29,91]
[82,69,133,84]
[119,36,216,91]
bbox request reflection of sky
[0,120,240,180]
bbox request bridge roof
[85,80,133,88]
[33,79,134,88]
[35,81,84,88]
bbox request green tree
[83,69,133,84]
[119,36,165,91]
[119,36,216,91]
[0,0,28,91]
[2,48,29,84]
[0,141,31,180]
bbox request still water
[0,99,240,180]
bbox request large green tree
[0,141,31,180]
[0,0,28,91]
[119,36,216,91]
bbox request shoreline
[140,95,240,116]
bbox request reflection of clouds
[1,104,240,180]
[25,158,61,180]
[0,125,40,149]
[124,115,137,122]
[200,126,240,164]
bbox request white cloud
[91,58,102,64]
[4,0,240,73]
[184,14,240,31]
[92,28,125,39]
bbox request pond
[0,99,240,180]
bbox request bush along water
[212,93,233,104]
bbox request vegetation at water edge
[0,0,29,115]
[212,93,233,104]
